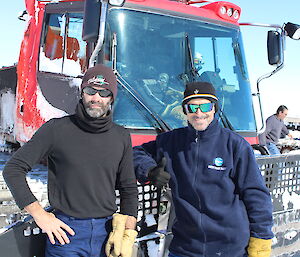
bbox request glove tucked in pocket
[247,237,272,257]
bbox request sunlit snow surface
[0,152,48,228]
[36,84,68,122]
[0,90,15,134]
[39,51,83,77]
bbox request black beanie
[81,64,117,101]
[182,82,218,114]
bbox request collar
[274,114,283,122]
[187,118,220,140]
[74,100,113,133]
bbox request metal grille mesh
[257,154,300,212]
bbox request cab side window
[39,13,87,76]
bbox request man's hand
[162,101,179,116]
[148,157,170,188]
[106,213,128,257]
[120,229,138,257]
[25,201,75,245]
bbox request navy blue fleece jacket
[134,119,273,257]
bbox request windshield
[105,9,256,132]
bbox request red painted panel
[16,1,47,142]
[127,0,240,25]
[131,134,157,147]
[245,136,259,145]
[131,133,258,147]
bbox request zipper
[193,130,207,255]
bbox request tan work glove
[120,229,138,257]
[106,213,128,257]
[247,237,272,257]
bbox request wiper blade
[116,71,172,132]
[218,109,234,131]
[185,33,200,79]
[111,32,171,132]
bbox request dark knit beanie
[182,82,218,114]
[81,64,117,101]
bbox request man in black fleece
[3,64,138,257]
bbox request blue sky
[1,0,300,119]
[234,0,300,120]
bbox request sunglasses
[185,103,214,113]
[82,87,112,97]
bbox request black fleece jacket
[3,102,138,218]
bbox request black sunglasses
[82,87,112,97]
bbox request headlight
[109,0,126,6]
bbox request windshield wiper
[186,33,200,80]
[178,33,200,83]
[116,72,171,132]
[111,33,171,133]
[218,109,235,131]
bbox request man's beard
[83,100,111,118]
[188,113,213,131]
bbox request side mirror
[284,22,300,40]
[82,0,101,42]
[267,30,283,66]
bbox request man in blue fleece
[133,82,273,257]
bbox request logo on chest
[208,157,226,171]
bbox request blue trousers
[266,142,281,155]
[169,251,248,257]
[45,211,112,257]
[168,252,248,257]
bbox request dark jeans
[266,142,281,155]
[168,251,248,257]
[45,211,112,257]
